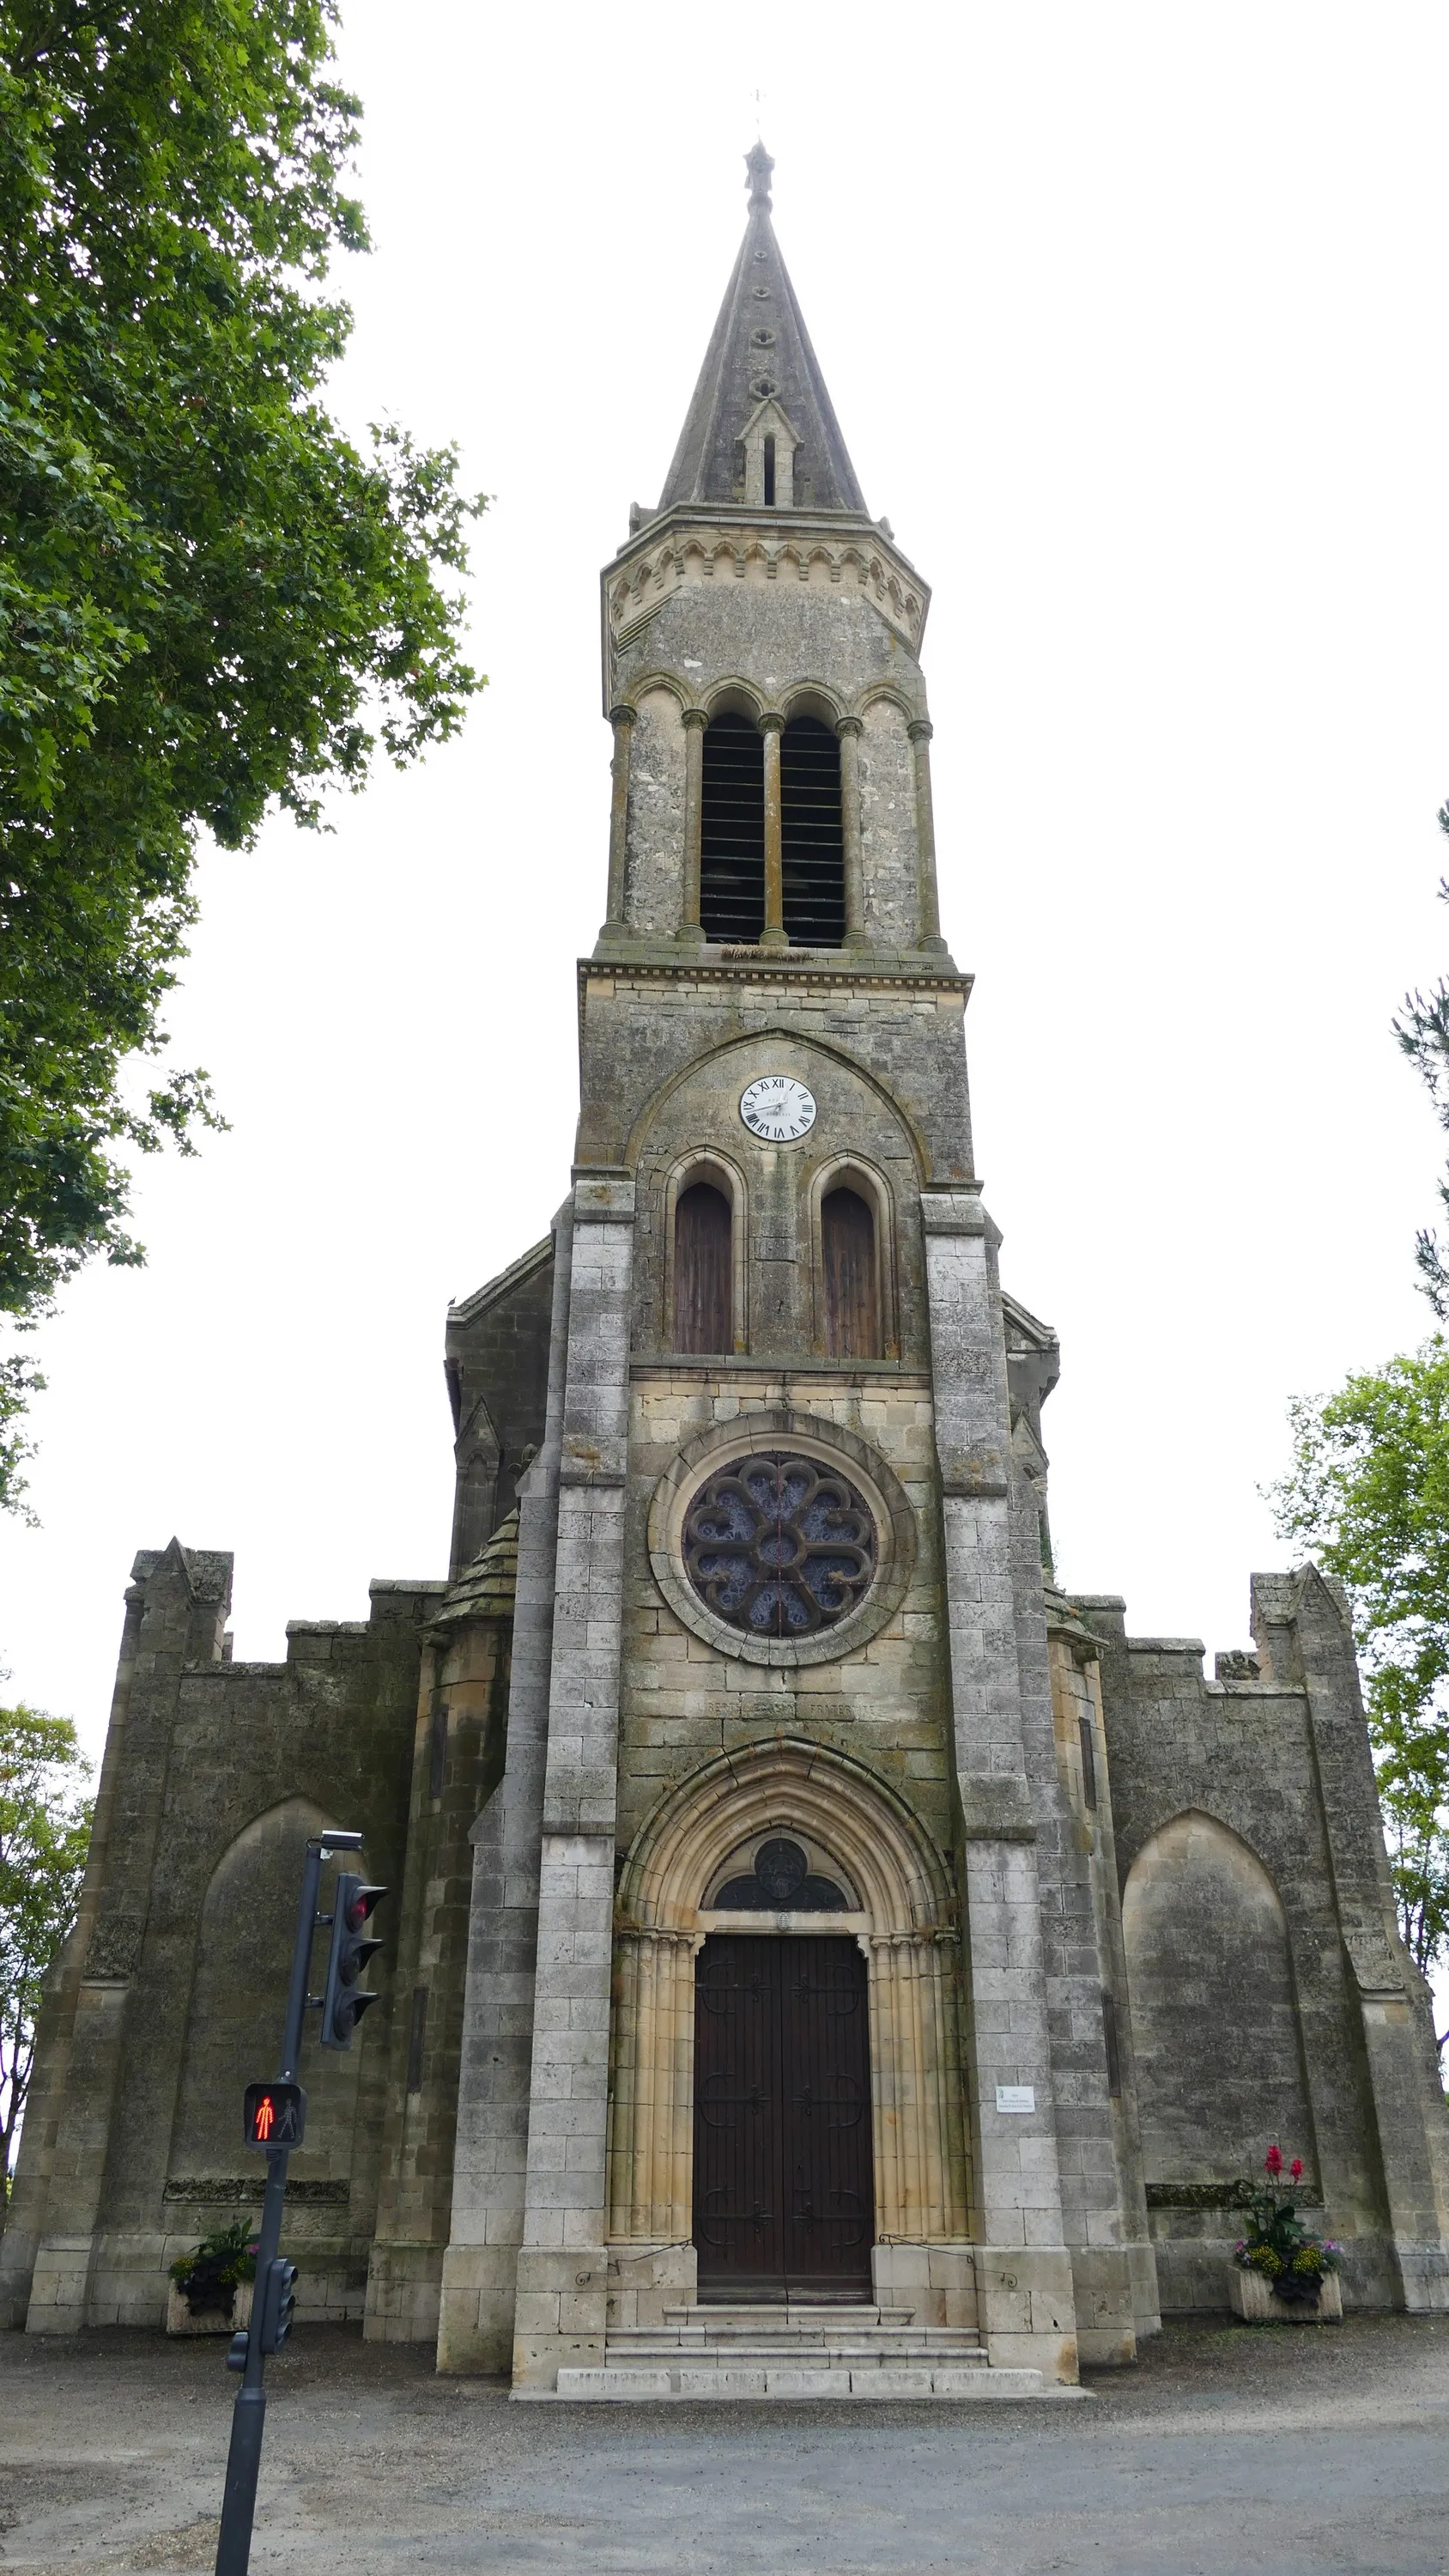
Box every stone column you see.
[760,713,787,950]
[676,708,706,944]
[837,716,867,946]
[920,1185,1079,2384]
[512,1170,636,2390]
[437,1203,574,2373]
[908,719,948,953]
[598,704,635,944]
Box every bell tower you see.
[438,147,1158,2396]
[599,141,946,965]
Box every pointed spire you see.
[657,146,867,517]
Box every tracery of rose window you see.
[682,1452,876,1637]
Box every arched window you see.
[675,1181,732,1353]
[763,434,776,506]
[782,717,845,947]
[700,714,765,942]
[822,1186,878,1359]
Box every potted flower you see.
[166,2222,260,2336]
[1228,2146,1343,2323]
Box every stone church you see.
[4,150,1446,2396]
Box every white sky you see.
[4,1,1449,1787]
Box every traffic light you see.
[243,2081,306,2148]
[319,1873,386,2048]
[258,2258,297,2354]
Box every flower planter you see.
[166,2279,253,2337]
[1228,2264,1342,2324]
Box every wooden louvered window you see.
[675,1182,733,1353]
[822,1187,878,1360]
[782,717,846,947]
[700,715,765,941]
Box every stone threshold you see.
[520,2365,1084,2402]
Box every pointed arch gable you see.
[622,1026,929,1181]
[620,1737,954,1938]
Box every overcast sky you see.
[4,2,1449,1785]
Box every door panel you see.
[694,1935,873,2298]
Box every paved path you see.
[2,2316,1447,2575]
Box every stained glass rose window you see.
[682,1452,876,1637]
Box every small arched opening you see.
[700,714,765,941]
[822,1183,879,1358]
[674,1180,733,1353]
[781,717,845,946]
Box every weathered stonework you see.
[6,149,1446,2385]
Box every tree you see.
[1269,1344,1449,2061]
[0,1704,92,2190]
[0,3,484,1512]
[1392,817,1449,1315]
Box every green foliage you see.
[0,1703,93,2186]
[169,2219,258,2312]
[1269,1345,1449,2040]
[1232,2146,1340,2306]
[0,2,484,1511]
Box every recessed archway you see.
[606,1740,970,2254]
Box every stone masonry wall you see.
[1088,1590,1449,2310]
[617,1370,949,1863]
[5,1552,437,2333]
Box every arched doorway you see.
[694,1831,873,2295]
[606,1742,969,2296]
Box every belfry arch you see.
[605,1741,971,2257]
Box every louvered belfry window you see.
[822,1187,878,1359]
[675,1181,732,1353]
[700,714,765,941]
[781,717,846,947]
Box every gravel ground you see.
[2,2314,1447,2576]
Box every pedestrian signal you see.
[319,1874,386,2049]
[243,2081,306,2148]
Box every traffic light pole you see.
[214,1832,361,2576]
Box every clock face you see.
[740,1075,816,1143]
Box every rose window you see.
[682,1452,876,1637]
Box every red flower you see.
[1290,2159,1303,2182]
[1264,2144,1283,2177]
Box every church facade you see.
[4,152,1446,2396]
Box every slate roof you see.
[657,144,867,518]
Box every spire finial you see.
[745,140,773,213]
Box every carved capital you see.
[907,718,934,743]
[682,706,708,732]
[835,714,864,738]
[759,710,785,735]
[609,702,637,732]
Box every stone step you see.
[658,2318,911,2339]
[544,2362,1057,2403]
[610,2329,985,2360]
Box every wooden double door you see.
[693,1935,874,2298]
